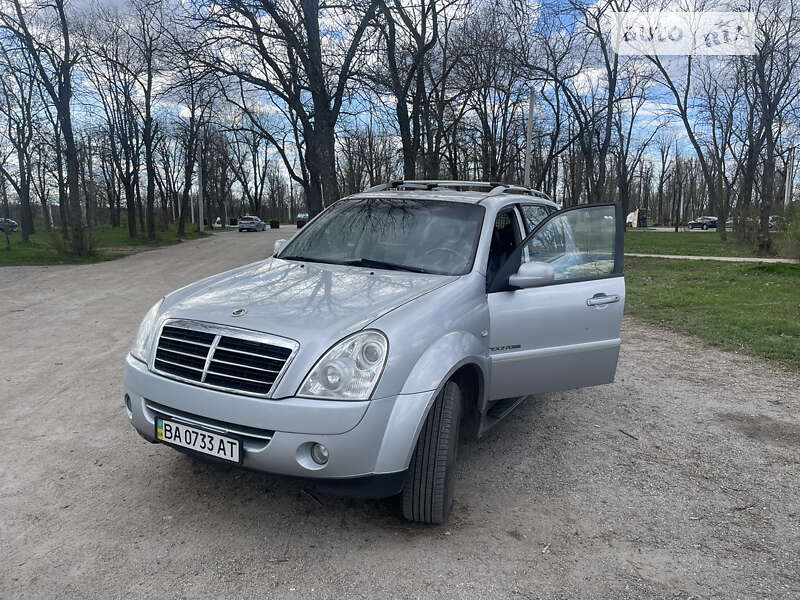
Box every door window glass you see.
[521,204,616,281]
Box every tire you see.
[703,224,708,230]
[402,380,462,525]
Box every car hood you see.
[160,257,456,344]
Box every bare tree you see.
[749,0,800,247]
[0,42,37,242]
[1,0,84,253]
[228,118,270,217]
[194,0,380,215]
[370,0,446,178]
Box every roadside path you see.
[626,252,798,264]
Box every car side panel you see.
[366,273,490,469]
[372,356,488,473]
[368,272,489,400]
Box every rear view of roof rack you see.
[363,180,552,201]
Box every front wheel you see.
[402,380,462,524]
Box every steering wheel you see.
[423,247,468,264]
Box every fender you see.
[372,331,489,473]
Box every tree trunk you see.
[1,174,10,250]
[125,179,137,238]
[144,82,156,240]
[59,87,84,253]
[54,133,69,240]
[759,134,776,251]
[17,147,34,243]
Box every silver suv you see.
[124,181,625,524]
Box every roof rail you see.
[483,184,552,201]
[361,180,553,202]
[363,183,390,192]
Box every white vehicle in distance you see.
[238,216,266,232]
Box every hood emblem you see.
[231,308,248,317]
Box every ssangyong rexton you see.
[124,181,624,524]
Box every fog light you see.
[311,443,329,465]
[124,394,132,411]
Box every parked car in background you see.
[296,212,309,228]
[238,216,265,232]
[124,180,625,524]
[0,218,18,232]
[688,216,717,230]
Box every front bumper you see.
[123,354,431,492]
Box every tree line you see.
[0,0,798,255]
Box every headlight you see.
[298,330,388,401]
[130,298,163,363]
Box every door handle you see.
[586,294,620,307]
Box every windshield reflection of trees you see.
[287,198,479,274]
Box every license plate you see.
[155,417,241,463]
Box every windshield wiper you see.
[342,257,430,274]
[281,255,431,274]
[279,255,345,266]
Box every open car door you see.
[487,203,625,400]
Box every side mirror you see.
[273,239,287,256]
[508,261,554,288]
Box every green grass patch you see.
[0,224,210,267]
[88,224,209,248]
[625,231,781,257]
[624,256,800,370]
[0,235,117,266]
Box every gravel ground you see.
[2,230,798,599]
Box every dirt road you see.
[2,230,798,598]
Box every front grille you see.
[152,322,295,396]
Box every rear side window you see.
[519,204,552,234]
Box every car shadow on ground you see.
[149,392,561,535]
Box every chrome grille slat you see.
[213,344,289,361]
[157,347,209,361]
[209,357,280,374]
[155,358,205,372]
[150,320,296,397]
[205,370,272,385]
[160,335,212,348]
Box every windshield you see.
[278,197,485,275]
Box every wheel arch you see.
[373,350,488,474]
